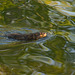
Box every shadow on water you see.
[0,0,75,75]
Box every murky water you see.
[0,0,75,75]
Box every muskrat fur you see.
[6,32,47,41]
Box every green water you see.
[0,0,75,75]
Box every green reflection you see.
[0,0,75,75]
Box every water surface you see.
[0,0,75,75]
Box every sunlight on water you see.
[0,0,75,75]
[38,0,75,16]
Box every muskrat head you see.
[39,32,47,38]
[33,32,47,40]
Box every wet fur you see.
[6,32,47,41]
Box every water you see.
[0,0,75,75]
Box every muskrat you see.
[6,32,47,41]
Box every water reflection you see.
[0,63,11,75]
[20,55,63,68]
[0,0,75,75]
[38,0,75,16]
